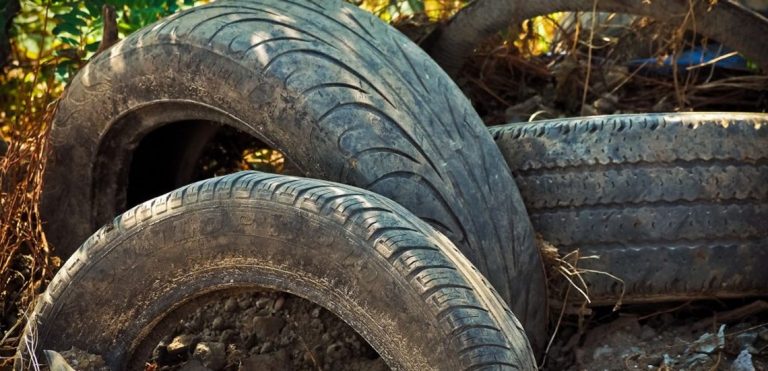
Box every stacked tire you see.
[18,0,768,368]
[491,113,768,304]
[20,172,537,370]
[22,0,544,369]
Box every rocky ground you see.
[142,291,387,371]
[544,300,768,370]
[51,292,768,371]
[55,291,387,371]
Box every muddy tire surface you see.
[490,112,768,304]
[21,172,536,370]
[42,0,547,345]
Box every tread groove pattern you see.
[45,0,546,353]
[24,172,535,370]
[491,113,768,303]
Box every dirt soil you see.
[51,291,768,371]
[543,300,768,370]
[143,291,387,371]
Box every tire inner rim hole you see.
[126,121,296,210]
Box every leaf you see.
[84,0,106,17]
[56,63,72,81]
[407,0,424,12]
[54,13,87,28]
[52,22,81,36]
[59,36,80,46]
[67,8,90,20]
[85,41,101,52]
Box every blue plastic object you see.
[627,44,751,73]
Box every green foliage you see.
[357,0,466,22]
[43,0,198,80]
[0,0,459,138]
[1,0,204,136]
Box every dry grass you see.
[537,236,625,368]
[458,10,767,124]
[0,97,59,367]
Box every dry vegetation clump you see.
[455,12,768,124]
[0,102,59,366]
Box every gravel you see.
[148,291,388,371]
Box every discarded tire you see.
[42,0,547,345]
[490,113,768,304]
[20,172,536,370]
[425,0,768,76]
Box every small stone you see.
[278,331,296,346]
[326,342,347,361]
[310,307,321,318]
[193,342,226,370]
[592,345,613,360]
[201,329,215,342]
[178,359,211,371]
[273,296,285,312]
[239,349,289,371]
[640,326,656,340]
[731,349,755,371]
[243,333,258,350]
[252,317,285,339]
[183,317,202,332]
[260,341,274,354]
[581,104,599,116]
[255,297,273,309]
[211,316,226,330]
[344,333,357,343]
[219,329,238,344]
[238,296,253,310]
[309,318,324,333]
[224,297,238,312]
[593,93,619,114]
[168,334,198,356]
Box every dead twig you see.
[692,300,768,331]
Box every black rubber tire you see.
[41,0,547,346]
[19,172,536,370]
[489,112,768,304]
[424,0,768,76]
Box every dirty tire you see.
[42,0,547,348]
[425,0,768,76]
[20,172,536,371]
[490,113,768,304]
